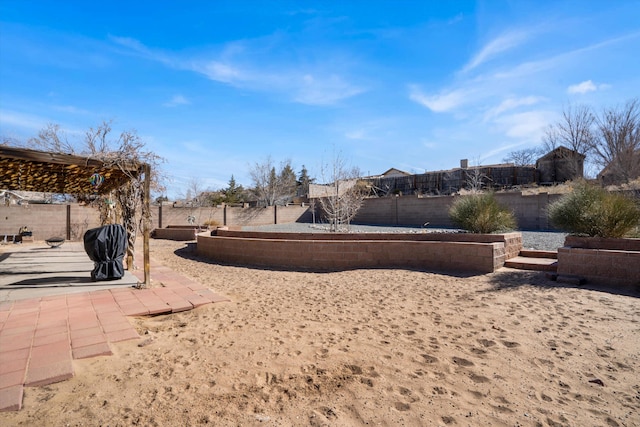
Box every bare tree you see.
[542,103,595,178]
[592,98,640,184]
[503,147,542,166]
[249,157,296,206]
[316,151,366,232]
[28,123,75,153]
[28,121,165,269]
[180,177,206,225]
[464,158,490,193]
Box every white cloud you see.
[200,61,243,84]
[480,142,528,162]
[111,35,363,106]
[567,80,596,94]
[421,140,438,149]
[293,74,365,106]
[484,96,545,120]
[345,129,366,140]
[52,105,90,114]
[0,110,48,132]
[462,30,531,73]
[163,95,190,107]
[409,85,470,113]
[492,110,555,141]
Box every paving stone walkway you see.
[0,247,230,412]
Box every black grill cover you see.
[83,224,127,281]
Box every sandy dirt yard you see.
[3,240,639,426]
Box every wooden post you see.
[143,163,151,287]
[66,204,71,240]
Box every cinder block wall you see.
[0,204,100,241]
[154,205,310,228]
[197,232,518,273]
[557,247,640,289]
[353,193,563,230]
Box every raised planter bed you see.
[153,225,209,241]
[558,236,640,290]
[196,229,522,274]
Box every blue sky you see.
[1,1,639,198]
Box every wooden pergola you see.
[0,145,151,286]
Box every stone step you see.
[519,249,558,259]
[504,256,558,272]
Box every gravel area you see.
[242,223,567,251]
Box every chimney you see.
[460,159,468,169]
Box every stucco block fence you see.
[196,229,522,274]
[558,236,640,290]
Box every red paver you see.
[71,334,107,349]
[72,342,113,359]
[29,341,71,367]
[0,357,28,376]
[149,288,194,312]
[0,334,33,352]
[118,304,149,316]
[0,348,30,367]
[183,293,213,307]
[33,324,68,335]
[32,331,69,347]
[0,370,25,389]
[0,385,23,411]
[100,320,133,334]
[69,326,103,340]
[106,328,140,343]
[24,360,73,387]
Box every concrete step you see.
[504,256,558,272]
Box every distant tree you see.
[591,98,640,184]
[201,190,225,206]
[542,103,595,178]
[222,175,245,204]
[249,157,297,206]
[503,147,542,166]
[278,163,297,203]
[297,165,315,197]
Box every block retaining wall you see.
[558,236,640,289]
[153,227,204,241]
[196,231,522,273]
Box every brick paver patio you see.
[0,247,229,411]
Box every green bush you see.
[548,183,640,238]
[449,193,517,234]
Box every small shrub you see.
[548,183,640,238]
[449,193,517,234]
[204,219,220,228]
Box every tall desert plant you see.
[449,193,517,234]
[548,183,640,237]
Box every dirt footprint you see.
[452,357,474,367]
